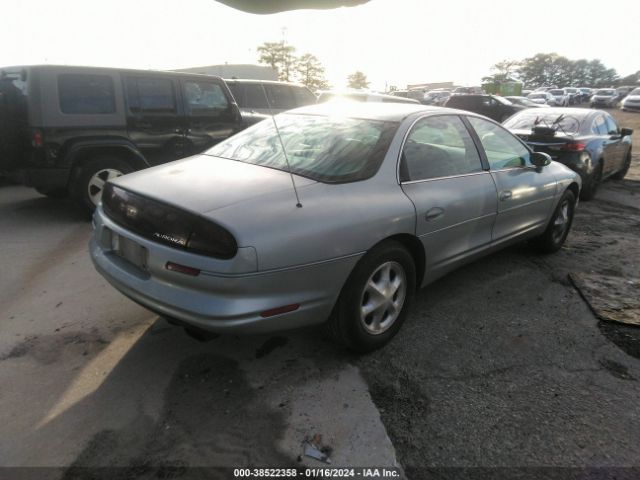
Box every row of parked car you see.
[0,64,635,215]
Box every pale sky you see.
[2,0,638,90]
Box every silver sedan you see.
[90,102,581,352]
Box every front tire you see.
[534,189,576,253]
[71,156,133,214]
[612,151,632,180]
[326,241,416,353]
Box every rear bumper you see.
[90,207,360,334]
[4,168,70,189]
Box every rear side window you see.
[183,81,229,114]
[58,74,115,114]
[126,77,176,114]
[401,115,482,181]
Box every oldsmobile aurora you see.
[90,103,581,351]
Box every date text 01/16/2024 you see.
[233,468,401,478]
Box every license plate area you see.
[111,232,148,271]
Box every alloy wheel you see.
[552,199,571,244]
[359,261,407,335]
[88,168,123,206]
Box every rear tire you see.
[612,151,632,180]
[580,162,602,201]
[71,155,133,214]
[534,189,576,253]
[325,240,416,353]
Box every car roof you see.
[287,102,447,122]
[514,107,596,119]
[223,78,308,88]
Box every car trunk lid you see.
[109,154,316,215]
[512,127,584,159]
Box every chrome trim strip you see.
[400,170,489,185]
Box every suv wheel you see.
[72,156,133,213]
[612,151,632,180]
[325,240,416,352]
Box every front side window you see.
[592,115,608,135]
[207,113,398,183]
[183,81,229,114]
[58,74,115,114]
[469,116,530,169]
[604,115,619,135]
[400,115,482,181]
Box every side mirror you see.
[621,127,634,137]
[530,151,551,168]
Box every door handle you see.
[499,190,512,201]
[425,207,444,221]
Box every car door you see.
[124,75,188,166]
[181,78,240,155]
[602,113,624,175]
[467,116,557,242]
[399,114,498,275]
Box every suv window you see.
[183,81,229,115]
[468,116,530,169]
[58,74,115,114]
[265,84,297,110]
[126,77,176,113]
[400,115,482,181]
[291,86,316,106]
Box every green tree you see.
[257,41,297,82]
[482,59,520,84]
[517,53,619,88]
[347,71,369,89]
[295,53,329,91]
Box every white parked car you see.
[527,91,555,105]
[548,89,570,107]
[621,88,640,112]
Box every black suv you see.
[444,94,524,122]
[0,65,243,212]
[224,79,316,126]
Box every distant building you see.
[171,64,277,80]
[407,81,455,91]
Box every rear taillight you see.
[31,129,43,148]
[560,142,586,152]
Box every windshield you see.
[493,96,512,105]
[206,113,398,183]
[595,89,615,96]
[549,90,564,95]
[629,88,640,96]
[504,112,582,134]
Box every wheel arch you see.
[64,141,149,184]
[373,233,426,288]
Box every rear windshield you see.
[206,113,398,183]
[58,74,115,114]
[504,112,582,134]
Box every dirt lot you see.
[0,108,639,479]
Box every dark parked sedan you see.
[504,108,633,200]
[444,94,524,122]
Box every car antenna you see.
[260,84,302,208]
